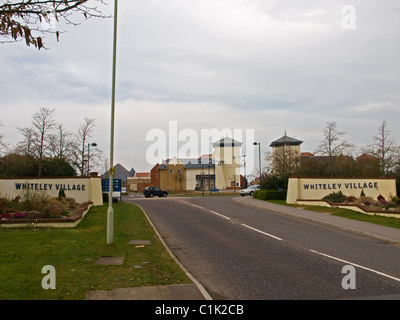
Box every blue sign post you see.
[102,179,122,201]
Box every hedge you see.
[253,190,287,201]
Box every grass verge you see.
[0,201,192,300]
[268,200,400,229]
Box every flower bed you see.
[0,195,93,227]
[321,191,400,215]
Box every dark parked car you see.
[143,186,168,198]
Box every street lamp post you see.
[107,0,118,245]
[241,155,247,188]
[201,162,204,197]
[87,142,97,176]
[209,157,212,196]
[253,142,261,183]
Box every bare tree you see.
[31,107,56,177]
[102,157,109,176]
[15,126,36,156]
[266,145,301,177]
[0,0,106,49]
[315,121,354,177]
[49,124,75,160]
[72,117,101,176]
[364,120,399,176]
[0,122,7,155]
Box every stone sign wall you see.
[0,177,103,206]
[287,177,397,204]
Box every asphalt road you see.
[125,195,400,300]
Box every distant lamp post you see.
[209,157,212,196]
[241,155,247,188]
[87,142,97,176]
[253,142,261,183]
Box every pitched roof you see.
[301,152,314,157]
[101,163,135,181]
[356,153,378,162]
[134,172,150,178]
[270,135,303,147]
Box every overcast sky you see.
[1,0,399,176]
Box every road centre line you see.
[188,203,231,220]
[310,250,400,283]
[241,224,283,241]
[188,202,283,240]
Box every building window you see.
[177,169,181,173]
[169,169,173,173]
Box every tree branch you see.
[0,0,107,49]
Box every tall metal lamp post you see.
[87,142,97,176]
[241,154,247,188]
[107,0,118,245]
[253,142,261,184]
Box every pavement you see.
[86,196,400,300]
[86,284,207,300]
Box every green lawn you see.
[268,200,400,229]
[0,201,191,300]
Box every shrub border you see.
[0,201,93,228]
[296,199,400,218]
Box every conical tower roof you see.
[212,137,243,147]
[269,135,303,147]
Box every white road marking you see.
[310,250,400,283]
[241,224,283,241]
[188,203,231,220]
[189,203,283,240]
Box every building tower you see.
[212,137,242,189]
[269,133,303,176]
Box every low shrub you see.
[362,199,372,206]
[1,212,29,219]
[43,198,69,217]
[322,191,347,203]
[346,196,357,203]
[20,189,49,212]
[377,195,388,206]
[1,212,13,219]
[253,190,287,201]
[0,195,80,220]
[13,212,28,219]
[58,187,66,200]
[391,196,400,205]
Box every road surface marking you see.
[189,203,231,220]
[241,224,283,241]
[310,250,400,283]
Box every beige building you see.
[269,134,303,176]
[158,137,242,191]
[212,137,242,190]
[159,157,186,192]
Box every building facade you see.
[269,134,303,176]
[157,137,242,192]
